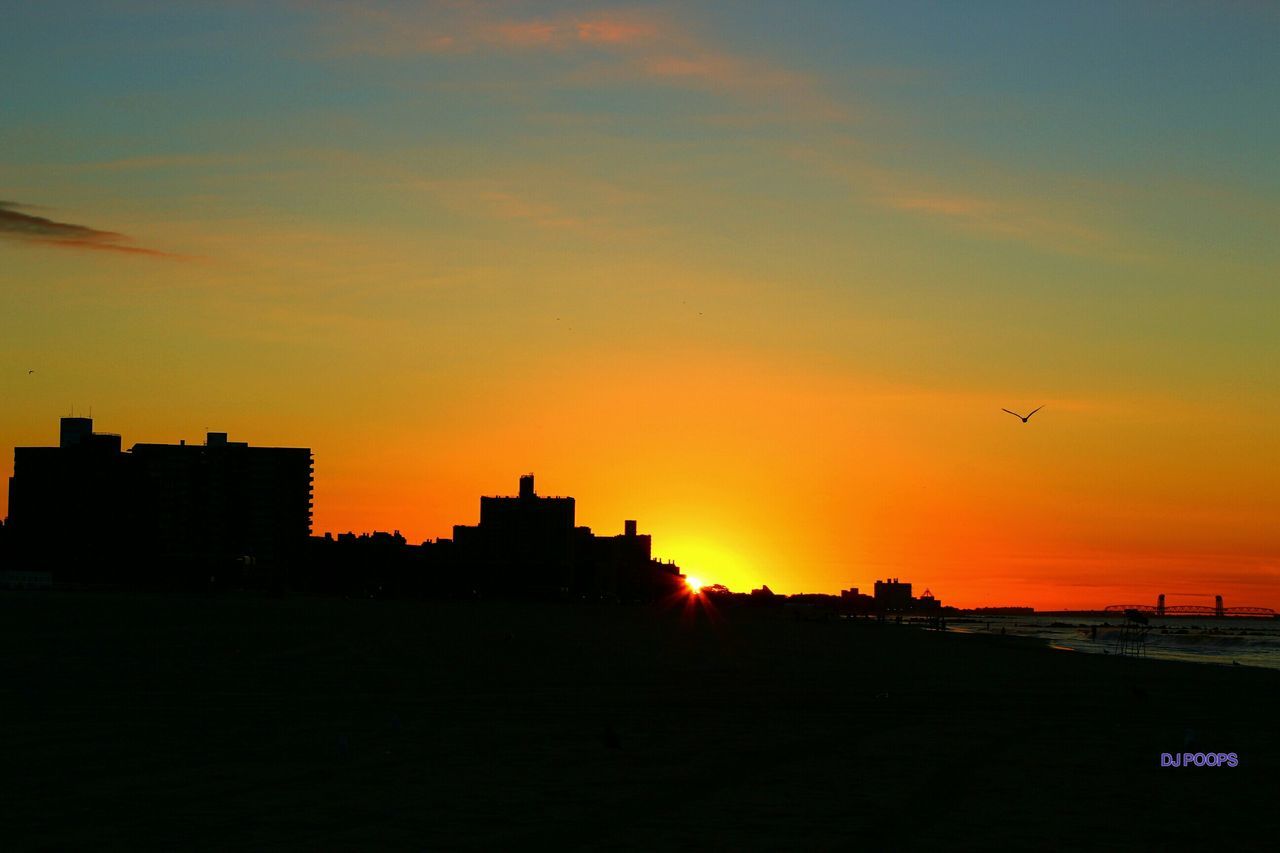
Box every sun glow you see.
[685,577,703,593]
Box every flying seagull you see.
[1002,405,1043,423]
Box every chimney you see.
[519,473,535,498]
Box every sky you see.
[2,1,1278,608]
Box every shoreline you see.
[945,612,1280,671]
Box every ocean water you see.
[948,615,1280,670]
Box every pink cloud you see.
[485,15,660,49]
[320,4,841,116]
[325,4,663,55]
[574,18,658,44]
[634,50,840,119]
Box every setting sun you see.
[3,3,1279,847]
[1,1,1277,615]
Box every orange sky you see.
[2,2,1278,609]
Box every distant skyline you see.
[3,2,1278,609]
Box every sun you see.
[685,576,703,593]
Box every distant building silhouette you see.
[5,417,312,584]
[452,473,577,595]
[874,578,914,611]
[840,586,875,613]
[304,530,441,597]
[4,421,684,602]
[7,417,134,575]
[451,474,684,600]
[578,517,683,602]
[129,430,312,575]
[916,588,942,613]
[3,421,685,600]
[694,580,949,619]
[869,578,944,614]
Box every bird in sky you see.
[1002,405,1043,423]
[28,369,35,374]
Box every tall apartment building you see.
[6,418,312,580]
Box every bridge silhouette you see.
[1104,593,1277,619]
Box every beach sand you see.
[2,591,1276,850]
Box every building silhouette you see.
[840,586,875,613]
[869,578,942,614]
[916,587,942,613]
[874,578,914,611]
[6,418,312,583]
[577,517,682,602]
[5,421,682,600]
[129,431,312,574]
[452,474,576,595]
[451,474,684,600]
[304,530,441,598]
[7,418,133,575]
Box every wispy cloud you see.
[325,4,662,56]
[0,200,171,257]
[474,189,581,229]
[318,2,846,119]
[68,154,241,173]
[633,49,817,101]
[487,14,659,49]
[879,189,1115,255]
[406,177,602,233]
[789,149,1148,261]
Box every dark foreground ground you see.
[2,591,1277,851]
